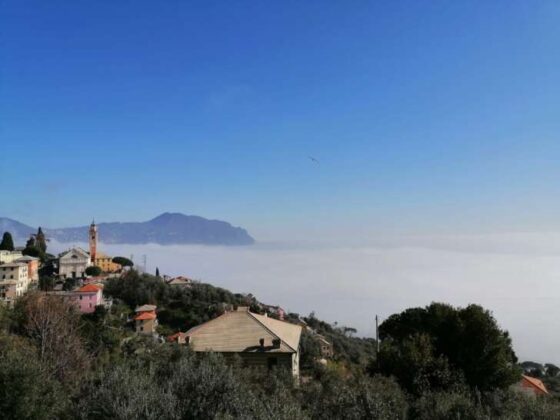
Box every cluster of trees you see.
[292,311,377,369]
[1,271,559,419]
[104,270,255,334]
[1,228,50,261]
[374,303,520,394]
[21,227,50,262]
[521,361,560,379]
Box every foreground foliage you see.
[0,276,559,419]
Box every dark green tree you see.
[63,277,79,291]
[0,232,15,251]
[112,256,133,268]
[85,266,102,277]
[25,236,35,248]
[22,246,41,258]
[377,303,520,393]
[375,333,462,395]
[39,276,55,292]
[299,330,322,370]
[545,363,560,377]
[23,235,46,261]
[155,267,160,277]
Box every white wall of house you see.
[0,250,23,264]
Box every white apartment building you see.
[0,250,24,264]
[0,262,30,305]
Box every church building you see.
[58,247,91,279]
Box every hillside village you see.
[0,222,337,379]
[1,223,560,418]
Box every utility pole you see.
[375,315,380,369]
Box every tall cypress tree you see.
[36,227,47,253]
[155,267,160,277]
[0,232,15,251]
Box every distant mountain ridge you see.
[0,213,255,246]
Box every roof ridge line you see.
[186,310,236,336]
[248,312,297,353]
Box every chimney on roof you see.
[259,338,265,348]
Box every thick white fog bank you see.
[50,233,560,364]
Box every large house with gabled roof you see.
[186,306,303,378]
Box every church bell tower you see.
[89,220,97,263]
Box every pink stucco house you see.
[73,284,104,313]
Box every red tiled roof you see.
[522,375,549,394]
[167,332,186,342]
[135,312,156,321]
[76,284,101,293]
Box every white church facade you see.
[58,247,91,279]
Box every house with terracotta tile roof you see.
[186,306,303,378]
[135,305,158,335]
[512,375,549,397]
[73,283,104,313]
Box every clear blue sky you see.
[2,1,560,239]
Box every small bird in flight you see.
[308,156,320,164]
